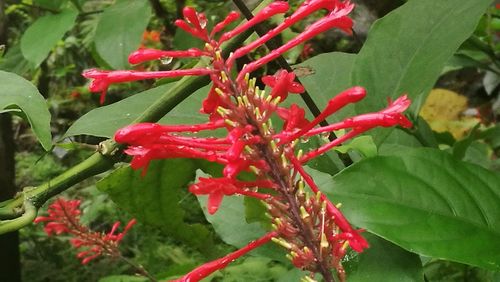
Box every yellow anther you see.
[204,43,213,51]
[237,96,244,106]
[242,95,251,106]
[341,241,350,251]
[224,119,237,127]
[215,51,222,60]
[298,179,305,191]
[281,153,288,167]
[301,276,317,282]
[296,149,304,160]
[316,191,322,202]
[254,107,262,119]
[244,145,254,154]
[320,232,329,249]
[262,122,270,135]
[300,206,310,219]
[215,88,225,96]
[336,202,343,209]
[272,96,282,105]
[267,119,273,130]
[271,237,292,249]
[265,95,273,103]
[260,89,266,100]
[244,72,250,83]
[249,78,256,89]
[220,71,228,82]
[249,165,260,175]
[216,107,228,116]
[270,140,278,152]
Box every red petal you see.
[207,192,224,214]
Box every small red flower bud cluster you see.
[34,198,136,265]
[84,1,412,281]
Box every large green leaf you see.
[295,52,356,123]
[316,148,500,270]
[346,233,423,282]
[0,71,52,150]
[352,0,492,117]
[96,159,216,255]
[20,8,78,67]
[63,84,209,139]
[94,0,151,69]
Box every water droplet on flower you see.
[160,56,173,65]
[199,18,207,29]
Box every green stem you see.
[0,200,37,234]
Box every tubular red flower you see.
[83,68,216,104]
[34,198,135,265]
[114,120,226,145]
[289,155,369,252]
[281,86,366,143]
[218,1,290,43]
[171,232,277,282]
[211,11,240,37]
[262,70,305,100]
[238,6,354,79]
[128,48,208,64]
[226,0,353,68]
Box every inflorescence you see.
[82,1,412,281]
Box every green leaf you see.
[20,8,78,67]
[0,71,52,150]
[317,147,500,270]
[96,159,216,255]
[335,136,378,158]
[63,84,209,139]
[295,52,356,122]
[0,44,32,75]
[94,0,152,69]
[346,233,424,282]
[33,0,68,10]
[98,275,148,282]
[351,0,492,118]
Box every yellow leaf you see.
[419,88,480,139]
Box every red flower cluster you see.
[34,198,136,265]
[84,1,412,281]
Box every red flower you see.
[34,198,135,265]
[262,70,305,100]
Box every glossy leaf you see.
[94,0,152,69]
[0,71,52,150]
[316,148,500,270]
[63,84,209,139]
[20,8,78,67]
[346,233,423,282]
[96,159,216,255]
[295,52,356,123]
[352,0,492,117]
